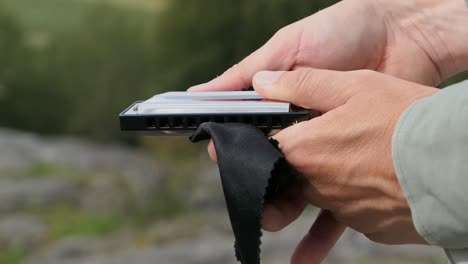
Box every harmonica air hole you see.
[174,117,184,128]
[187,117,197,128]
[160,117,170,128]
[120,92,314,134]
[242,116,252,125]
[145,118,156,129]
[272,116,282,128]
[257,116,268,127]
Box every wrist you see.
[416,0,468,78]
[383,0,468,82]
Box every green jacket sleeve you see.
[392,80,468,262]
[393,80,468,248]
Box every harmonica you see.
[119,91,318,136]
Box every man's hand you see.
[253,68,438,263]
[191,0,468,262]
[189,0,468,94]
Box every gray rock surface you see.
[0,128,448,264]
[26,212,445,264]
[0,128,162,210]
[0,129,158,172]
[188,163,226,210]
[0,215,47,250]
[79,173,129,214]
[27,237,101,264]
[0,178,79,213]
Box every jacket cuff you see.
[392,80,468,248]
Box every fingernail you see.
[254,71,284,88]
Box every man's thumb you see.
[253,68,358,112]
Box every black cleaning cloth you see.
[190,122,298,264]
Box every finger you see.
[207,140,218,163]
[271,114,345,204]
[262,202,307,232]
[262,183,308,232]
[253,68,364,112]
[188,23,303,92]
[364,228,429,245]
[271,118,319,157]
[291,210,346,264]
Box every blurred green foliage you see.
[33,204,122,240]
[0,247,24,264]
[0,0,466,142]
[155,0,337,89]
[0,2,461,263]
[0,0,337,142]
[440,71,468,88]
[0,3,157,142]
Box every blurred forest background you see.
[0,0,466,141]
[0,0,463,263]
[0,0,339,142]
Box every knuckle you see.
[342,69,377,94]
[277,124,309,163]
[274,25,292,38]
[282,147,311,173]
[229,63,243,75]
[349,69,378,85]
[290,69,314,104]
[227,63,249,86]
[294,68,312,84]
[223,64,240,78]
[286,150,308,171]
